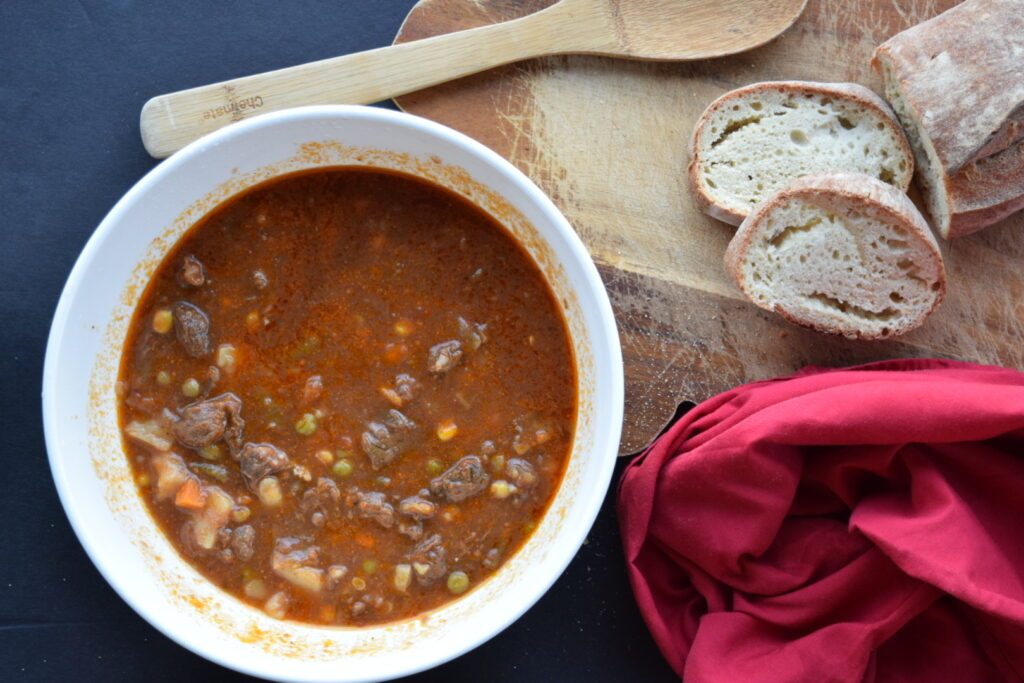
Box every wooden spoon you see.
[140,0,807,158]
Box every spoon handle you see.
[140,1,610,158]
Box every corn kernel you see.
[316,450,334,466]
[257,477,282,506]
[216,344,238,375]
[436,420,458,442]
[490,480,514,499]
[152,309,173,334]
[245,310,261,331]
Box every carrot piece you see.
[175,476,208,510]
[354,533,376,549]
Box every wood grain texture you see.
[139,0,803,157]
[394,0,1024,454]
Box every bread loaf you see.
[873,0,1024,238]
[873,0,1024,176]
[688,81,914,225]
[725,172,945,340]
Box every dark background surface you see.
[0,1,676,680]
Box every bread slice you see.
[873,0,1024,238]
[725,172,946,340]
[688,81,914,226]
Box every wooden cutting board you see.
[393,0,1024,455]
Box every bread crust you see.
[940,140,1024,239]
[724,171,946,339]
[688,81,914,226]
[872,0,1024,176]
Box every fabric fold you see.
[618,359,1024,682]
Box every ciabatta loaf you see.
[725,172,946,340]
[873,0,1024,176]
[688,81,914,225]
[873,0,1024,238]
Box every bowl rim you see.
[42,104,624,681]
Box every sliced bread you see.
[688,81,914,225]
[725,171,945,340]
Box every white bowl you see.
[42,105,623,682]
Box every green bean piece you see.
[199,444,222,461]
[447,571,470,595]
[191,462,228,482]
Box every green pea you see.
[446,571,470,595]
[362,560,378,575]
[427,458,444,476]
[181,378,201,398]
[295,412,317,436]
[156,370,171,387]
[332,459,353,477]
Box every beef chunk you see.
[430,455,489,502]
[505,458,538,488]
[301,477,341,518]
[381,373,418,407]
[172,301,213,358]
[354,491,395,528]
[408,534,447,587]
[172,393,244,454]
[230,524,255,562]
[360,409,416,469]
[398,519,424,541]
[399,496,436,520]
[239,442,290,490]
[427,340,462,374]
[177,255,206,288]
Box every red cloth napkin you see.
[618,359,1024,682]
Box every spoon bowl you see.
[140,0,807,157]
[586,0,809,60]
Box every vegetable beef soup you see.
[117,167,577,626]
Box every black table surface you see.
[1,2,676,680]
